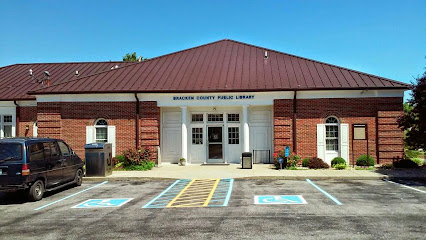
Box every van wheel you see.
[75,169,83,186]
[28,180,44,201]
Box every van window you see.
[42,142,59,158]
[0,143,22,161]
[30,143,44,161]
[58,142,70,156]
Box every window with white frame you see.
[1,115,13,138]
[192,128,203,144]
[208,114,223,122]
[325,117,339,151]
[228,127,239,144]
[95,119,108,142]
[227,113,240,122]
[192,114,203,122]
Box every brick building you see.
[0,40,408,165]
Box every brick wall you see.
[36,101,161,162]
[139,101,160,161]
[273,99,293,153]
[17,106,37,137]
[273,97,403,165]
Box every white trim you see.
[34,89,405,104]
[0,101,37,107]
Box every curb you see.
[83,176,426,181]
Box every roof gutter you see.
[13,101,20,137]
[135,93,140,149]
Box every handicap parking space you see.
[143,178,234,208]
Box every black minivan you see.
[0,138,84,201]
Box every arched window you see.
[95,119,108,142]
[325,116,339,151]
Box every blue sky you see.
[1,0,425,101]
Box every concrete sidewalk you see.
[83,164,426,181]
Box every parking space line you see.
[203,179,220,206]
[306,179,343,205]
[34,181,108,211]
[384,179,426,194]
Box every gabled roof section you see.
[0,61,135,100]
[27,39,411,96]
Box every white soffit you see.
[35,90,405,105]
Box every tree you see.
[122,52,148,62]
[398,70,426,150]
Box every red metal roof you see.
[10,40,411,98]
[0,61,135,100]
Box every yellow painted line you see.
[203,179,220,206]
[166,179,196,208]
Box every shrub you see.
[356,155,375,166]
[302,158,309,167]
[331,157,346,167]
[333,163,346,170]
[308,157,329,169]
[394,159,420,169]
[286,154,300,167]
[112,155,125,166]
[122,147,151,166]
[380,163,393,169]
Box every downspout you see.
[134,93,140,149]
[293,91,297,153]
[13,101,20,137]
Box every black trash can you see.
[242,152,252,169]
[84,143,113,177]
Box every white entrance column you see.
[242,105,250,152]
[181,106,188,164]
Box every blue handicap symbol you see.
[72,198,133,208]
[256,195,306,204]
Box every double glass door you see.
[207,126,223,162]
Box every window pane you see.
[208,114,223,122]
[326,117,338,123]
[95,119,108,126]
[192,128,203,144]
[326,139,339,151]
[228,127,239,144]
[192,114,203,122]
[0,143,22,160]
[58,142,70,156]
[227,114,240,122]
[3,116,12,123]
[30,143,44,161]
[96,128,108,142]
[3,125,12,138]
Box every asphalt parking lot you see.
[0,179,425,240]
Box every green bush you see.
[302,158,309,167]
[331,157,346,167]
[122,147,151,166]
[308,157,329,169]
[405,149,422,159]
[410,158,424,166]
[394,159,420,169]
[333,163,346,170]
[286,154,300,167]
[356,155,375,166]
[113,147,155,171]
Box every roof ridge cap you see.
[29,39,230,94]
